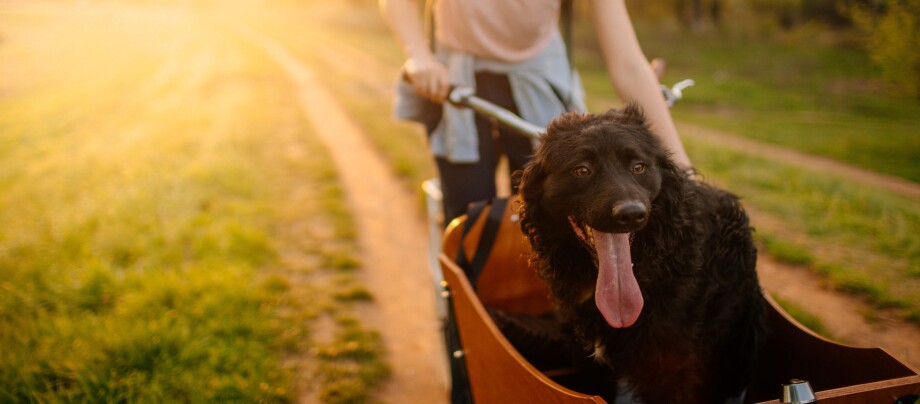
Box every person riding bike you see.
[381,0,693,222]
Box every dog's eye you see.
[573,166,591,177]
[632,162,646,174]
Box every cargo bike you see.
[418,79,920,404]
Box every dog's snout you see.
[612,202,648,227]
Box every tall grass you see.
[772,296,832,339]
[0,4,385,401]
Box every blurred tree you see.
[741,0,879,30]
[674,0,723,32]
[801,0,852,26]
[749,0,802,28]
[847,0,920,97]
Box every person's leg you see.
[430,72,528,223]
[434,74,505,222]
[435,153,496,224]
[500,127,535,193]
[415,98,493,224]
[474,72,534,194]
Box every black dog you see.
[519,105,765,403]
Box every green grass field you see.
[0,4,384,402]
[2,1,918,401]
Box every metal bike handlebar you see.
[403,70,693,139]
[449,78,693,139]
[447,87,545,139]
[661,79,695,107]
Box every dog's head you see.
[519,104,680,328]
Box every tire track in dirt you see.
[755,240,920,370]
[249,31,449,403]
[678,122,920,199]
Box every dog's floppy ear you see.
[520,111,582,206]
[518,152,548,243]
[519,154,546,211]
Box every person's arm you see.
[588,0,692,170]
[379,0,450,103]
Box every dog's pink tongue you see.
[593,230,643,328]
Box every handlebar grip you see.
[401,68,542,138]
[650,57,667,82]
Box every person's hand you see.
[404,53,449,104]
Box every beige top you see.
[435,0,561,63]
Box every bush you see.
[848,0,920,97]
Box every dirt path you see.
[757,248,919,368]
[678,122,920,199]
[250,32,449,403]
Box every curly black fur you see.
[519,105,766,403]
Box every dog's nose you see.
[612,201,648,227]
